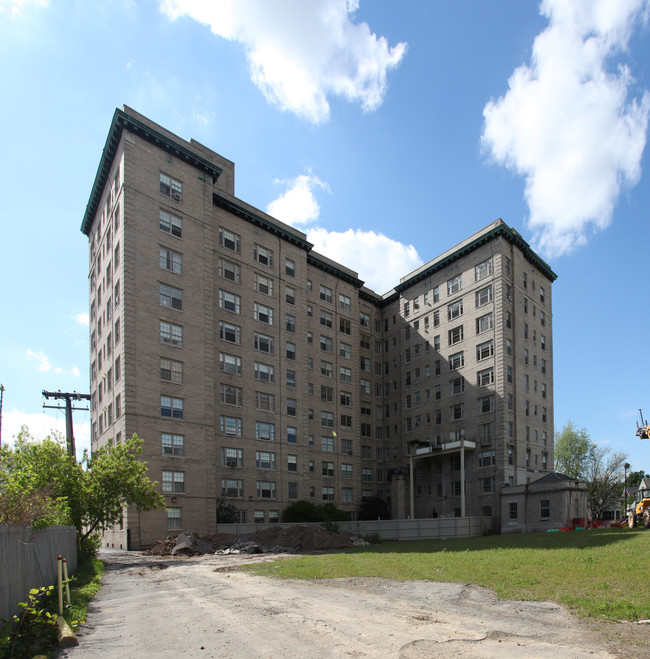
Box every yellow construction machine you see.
[628,411,650,528]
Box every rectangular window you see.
[254,332,274,354]
[449,351,464,370]
[540,499,550,520]
[447,275,462,295]
[254,362,274,383]
[160,358,183,384]
[254,273,273,295]
[219,352,242,375]
[320,311,333,328]
[478,450,496,467]
[221,384,243,406]
[475,258,492,281]
[254,244,273,267]
[322,486,335,501]
[162,470,185,493]
[450,377,464,396]
[254,303,273,325]
[320,335,333,353]
[160,173,182,201]
[255,391,275,412]
[286,427,297,443]
[339,342,351,359]
[219,227,241,252]
[320,360,333,378]
[285,258,295,277]
[476,313,493,334]
[339,294,351,311]
[222,479,244,498]
[221,447,243,468]
[448,300,463,320]
[160,283,183,310]
[475,339,493,361]
[162,433,184,456]
[285,314,296,333]
[219,321,241,345]
[159,246,182,274]
[286,370,296,388]
[340,318,351,335]
[450,403,464,421]
[288,482,298,499]
[161,396,183,419]
[220,415,242,436]
[475,286,493,307]
[479,395,494,414]
[319,285,333,303]
[287,399,297,416]
[220,258,241,283]
[256,451,276,470]
[321,436,335,452]
[477,368,494,386]
[219,290,241,314]
[257,481,276,499]
[448,326,464,345]
[255,421,275,441]
[360,312,370,328]
[339,366,352,383]
[159,209,182,238]
[167,507,182,530]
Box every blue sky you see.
[1,0,649,474]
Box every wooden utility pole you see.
[42,390,91,458]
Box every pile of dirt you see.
[143,525,360,557]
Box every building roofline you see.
[307,253,364,288]
[80,108,224,236]
[213,193,313,251]
[394,220,557,293]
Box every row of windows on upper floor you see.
[90,163,122,265]
[160,244,375,328]
[401,291,547,341]
[400,255,547,319]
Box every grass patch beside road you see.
[246,528,650,621]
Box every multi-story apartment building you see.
[82,107,556,549]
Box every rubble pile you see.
[144,525,365,557]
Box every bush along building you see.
[82,106,557,549]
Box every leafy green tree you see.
[0,427,164,544]
[584,446,628,519]
[216,497,238,523]
[554,422,592,478]
[281,500,325,523]
[358,496,391,520]
[281,500,349,523]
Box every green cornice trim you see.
[306,254,364,288]
[81,109,223,236]
[213,194,313,251]
[394,223,557,293]
[358,289,383,305]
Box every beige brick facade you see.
[83,107,557,549]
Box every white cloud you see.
[0,0,48,18]
[27,349,51,372]
[482,0,650,257]
[306,227,422,294]
[267,174,329,227]
[267,174,421,293]
[26,349,81,377]
[159,0,407,123]
[75,312,89,326]
[2,409,90,460]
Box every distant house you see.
[501,473,588,534]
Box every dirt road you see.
[58,548,623,658]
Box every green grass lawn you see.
[246,528,650,621]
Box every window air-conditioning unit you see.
[172,191,181,201]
